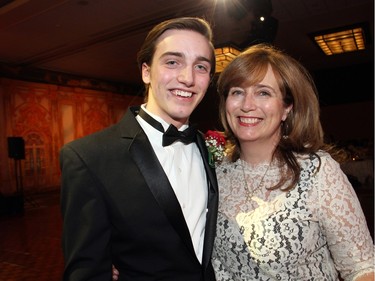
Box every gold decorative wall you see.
[0,78,143,195]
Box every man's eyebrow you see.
[160,51,184,59]
[196,56,211,65]
[160,52,211,65]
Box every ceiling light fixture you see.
[311,23,367,56]
[215,46,241,73]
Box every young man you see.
[60,17,218,281]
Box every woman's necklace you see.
[241,160,271,201]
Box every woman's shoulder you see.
[296,150,338,165]
[315,150,342,170]
[294,150,343,179]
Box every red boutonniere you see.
[204,130,226,168]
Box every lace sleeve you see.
[316,153,374,281]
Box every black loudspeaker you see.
[7,137,25,159]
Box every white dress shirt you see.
[136,105,208,263]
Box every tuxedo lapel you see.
[195,132,219,269]
[122,107,196,259]
[195,133,217,192]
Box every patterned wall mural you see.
[0,78,143,195]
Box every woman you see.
[212,44,374,280]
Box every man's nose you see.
[177,66,194,86]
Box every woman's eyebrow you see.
[252,83,279,94]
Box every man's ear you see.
[142,63,151,84]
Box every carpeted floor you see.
[0,190,63,281]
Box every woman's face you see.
[225,64,292,147]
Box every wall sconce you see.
[215,46,241,73]
[310,23,368,56]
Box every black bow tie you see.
[138,108,197,147]
[162,123,197,146]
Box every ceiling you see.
[0,0,373,103]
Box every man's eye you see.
[195,64,209,72]
[166,60,177,66]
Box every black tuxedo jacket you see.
[60,106,218,281]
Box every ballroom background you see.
[0,0,373,207]
[0,1,373,279]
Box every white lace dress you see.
[212,151,374,281]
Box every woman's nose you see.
[241,93,256,112]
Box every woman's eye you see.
[230,89,244,96]
[259,90,271,96]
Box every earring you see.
[282,121,289,139]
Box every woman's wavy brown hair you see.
[217,43,327,190]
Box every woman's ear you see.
[142,63,151,84]
[282,105,293,121]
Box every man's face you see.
[142,29,213,128]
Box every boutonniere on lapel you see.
[204,130,226,168]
